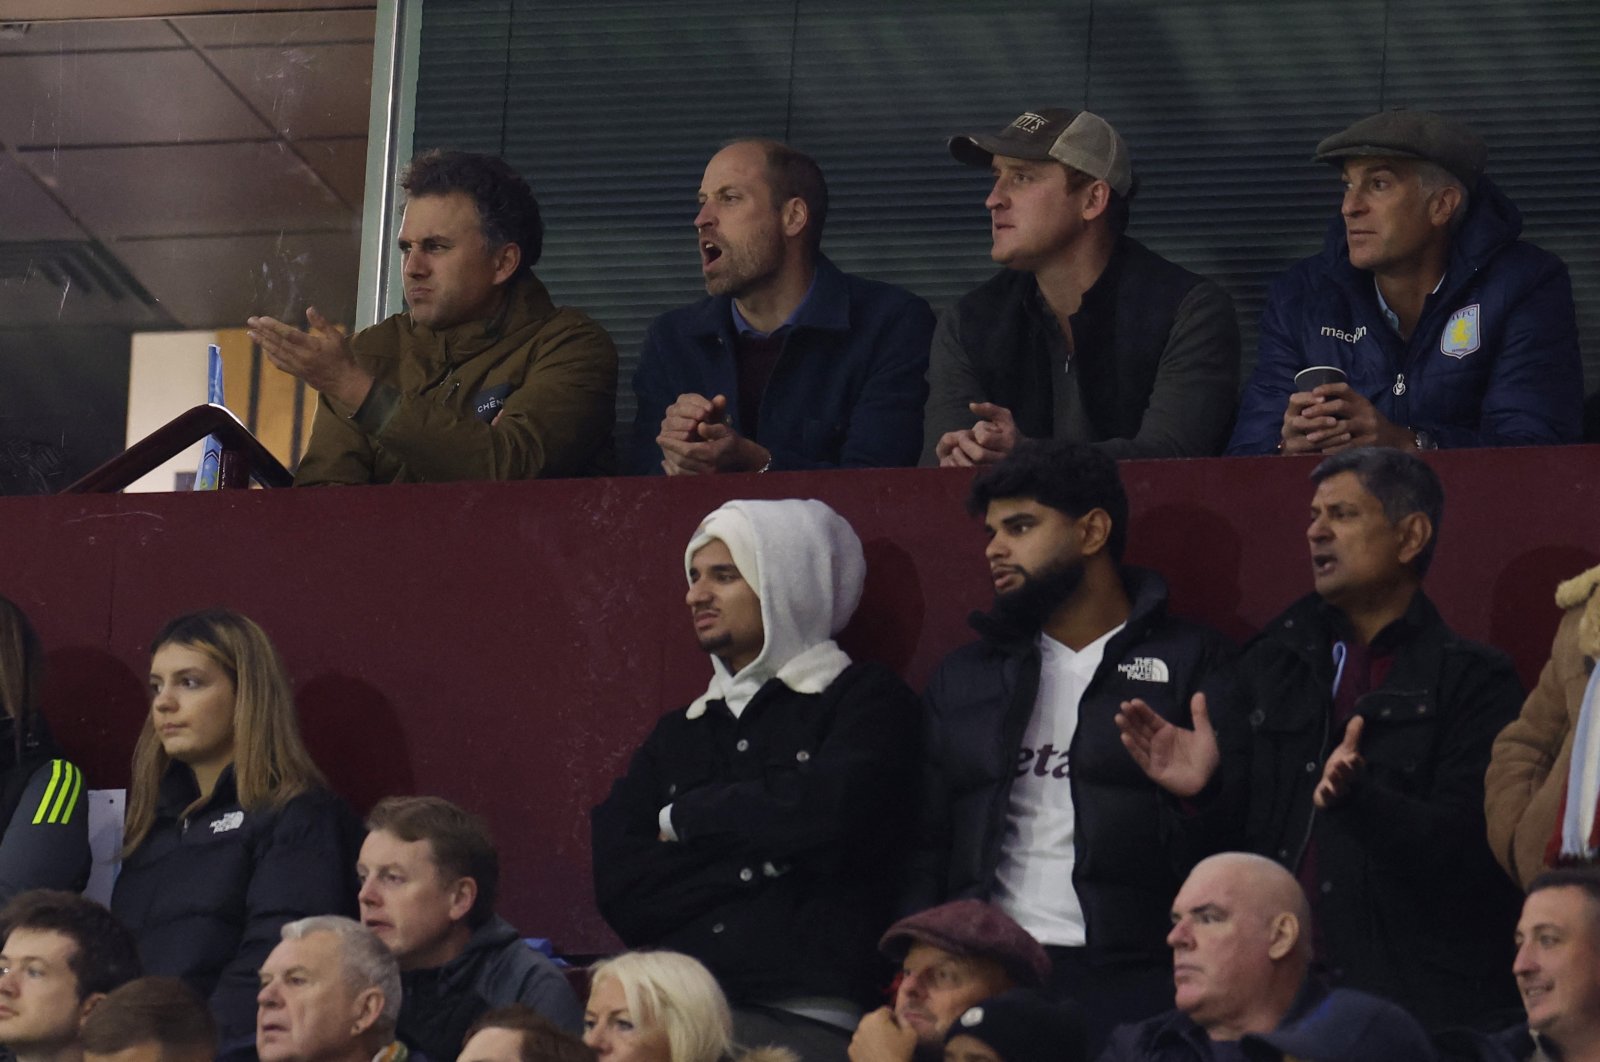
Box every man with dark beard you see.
[628,139,934,475]
[905,440,1236,1055]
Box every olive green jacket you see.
[295,274,617,484]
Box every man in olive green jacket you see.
[249,150,617,484]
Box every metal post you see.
[355,0,423,328]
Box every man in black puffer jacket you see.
[906,441,1238,1053]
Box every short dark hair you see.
[401,150,544,275]
[0,891,141,1000]
[1311,446,1445,577]
[1529,867,1600,907]
[465,1004,594,1062]
[366,796,498,927]
[81,978,217,1058]
[1064,165,1135,235]
[735,139,829,253]
[966,440,1129,562]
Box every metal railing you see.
[61,404,292,493]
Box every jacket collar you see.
[689,254,851,338]
[1144,976,1328,1052]
[401,914,520,986]
[969,564,1170,651]
[157,759,238,817]
[407,273,557,361]
[1075,235,1133,320]
[1268,587,1436,658]
[1018,236,1134,328]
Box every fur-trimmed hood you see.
[1555,563,1600,659]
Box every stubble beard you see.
[704,226,785,299]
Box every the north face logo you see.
[210,811,244,834]
[1118,657,1170,683]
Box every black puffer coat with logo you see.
[906,567,1237,968]
[112,763,362,1052]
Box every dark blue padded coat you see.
[628,254,934,473]
[1228,176,1581,454]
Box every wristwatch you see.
[1412,428,1438,452]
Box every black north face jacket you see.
[111,765,362,1051]
[905,567,1238,968]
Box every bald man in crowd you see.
[1098,853,1322,1061]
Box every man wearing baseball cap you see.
[923,108,1240,466]
[1228,108,1581,455]
[848,900,1048,1062]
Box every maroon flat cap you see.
[878,899,1051,988]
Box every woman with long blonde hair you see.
[0,593,89,899]
[111,608,361,1056]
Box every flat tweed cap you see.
[878,899,1051,988]
[1313,109,1487,189]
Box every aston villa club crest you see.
[1440,304,1481,359]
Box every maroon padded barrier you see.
[0,447,1595,953]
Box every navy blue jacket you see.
[628,255,934,473]
[1228,177,1581,454]
[1097,978,1328,1062]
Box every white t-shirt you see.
[991,624,1123,946]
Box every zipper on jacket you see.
[419,360,458,399]
[1391,372,1406,397]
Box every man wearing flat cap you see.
[1228,108,1582,455]
[923,108,1240,466]
[849,900,1048,1062]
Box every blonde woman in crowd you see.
[583,951,793,1062]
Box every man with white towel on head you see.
[592,498,921,1062]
